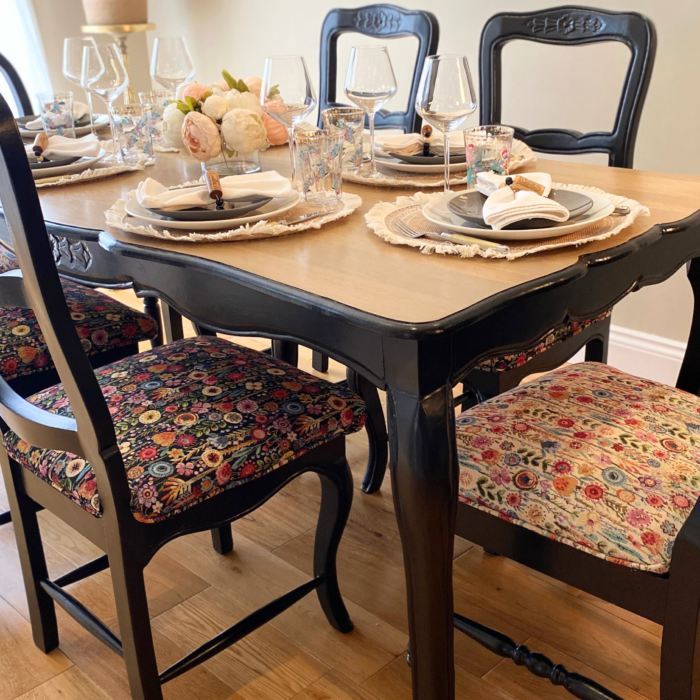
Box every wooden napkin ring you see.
[32,133,49,156]
[505,175,546,196]
[205,170,223,200]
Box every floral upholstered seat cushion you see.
[0,247,158,381]
[457,362,700,574]
[475,311,611,373]
[4,336,366,524]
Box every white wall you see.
[23,0,700,343]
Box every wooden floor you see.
[0,292,661,700]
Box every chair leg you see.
[143,296,163,348]
[312,351,330,373]
[313,457,354,633]
[346,368,389,494]
[211,525,234,555]
[0,452,58,652]
[584,336,608,363]
[0,508,11,525]
[109,547,163,700]
[271,340,299,366]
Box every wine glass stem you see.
[84,91,95,135]
[106,100,120,162]
[368,112,377,176]
[286,127,297,187]
[443,133,451,193]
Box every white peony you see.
[176,81,196,103]
[202,94,228,121]
[161,103,186,148]
[224,89,263,116]
[244,75,262,97]
[221,109,269,153]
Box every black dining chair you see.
[318,4,440,133]
[453,292,700,700]
[0,94,366,700]
[0,51,32,117]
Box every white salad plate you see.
[422,190,616,241]
[124,190,301,231]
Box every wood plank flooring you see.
[0,292,661,700]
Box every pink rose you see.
[219,80,231,91]
[262,113,288,145]
[264,99,287,116]
[181,111,222,161]
[182,82,211,103]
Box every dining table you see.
[4,145,700,700]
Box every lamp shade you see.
[82,0,148,25]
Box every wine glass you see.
[82,43,129,163]
[150,37,195,92]
[63,37,98,135]
[344,46,397,178]
[415,55,477,192]
[261,56,316,188]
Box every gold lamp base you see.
[81,23,156,104]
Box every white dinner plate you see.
[18,114,110,138]
[375,152,468,174]
[124,190,301,231]
[422,190,616,241]
[31,150,106,179]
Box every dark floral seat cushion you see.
[4,336,366,524]
[0,249,158,382]
[476,311,612,373]
[457,362,700,574]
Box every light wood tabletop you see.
[36,147,700,325]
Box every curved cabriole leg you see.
[0,451,58,652]
[387,384,457,700]
[454,614,623,700]
[347,368,389,494]
[313,454,354,633]
[109,546,163,700]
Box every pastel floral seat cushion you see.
[0,249,158,382]
[476,311,611,373]
[4,336,366,524]
[457,362,700,574]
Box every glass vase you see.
[201,148,261,176]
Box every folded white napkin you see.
[374,131,465,157]
[25,101,90,130]
[476,172,569,231]
[25,134,102,160]
[136,171,293,211]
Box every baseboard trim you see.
[571,325,687,385]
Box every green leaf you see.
[235,79,249,93]
[199,91,212,103]
[225,148,235,158]
[267,84,280,100]
[186,96,198,111]
[222,70,237,90]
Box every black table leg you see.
[387,383,457,700]
[161,302,184,343]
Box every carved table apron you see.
[2,156,700,700]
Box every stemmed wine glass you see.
[82,43,129,163]
[415,55,477,192]
[260,56,316,188]
[63,37,98,135]
[150,37,195,93]
[344,46,397,179]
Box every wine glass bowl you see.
[63,37,98,134]
[415,54,477,191]
[150,37,195,91]
[261,56,317,187]
[344,45,397,177]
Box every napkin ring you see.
[505,175,546,197]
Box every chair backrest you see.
[0,95,132,521]
[479,6,656,168]
[0,53,32,118]
[318,4,439,133]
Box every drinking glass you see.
[321,107,365,173]
[415,55,477,191]
[111,104,154,165]
[261,55,316,188]
[138,89,174,147]
[150,37,195,92]
[82,43,129,163]
[37,92,75,138]
[344,46,397,178]
[463,125,515,187]
[63,37,97,134]
[295,129,344,206]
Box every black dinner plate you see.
[447,188,594,230]
[146,195,273,222]
[387,151,467,165]
[29,155,82,170]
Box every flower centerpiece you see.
[160,71,286,175]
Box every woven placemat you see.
[365,185,649,260]
[105,191,363,243]
[344,139,537,189]
[35,162,148,189]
